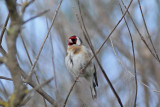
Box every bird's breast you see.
[65,45,93,77]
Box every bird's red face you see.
[68,36,78,46]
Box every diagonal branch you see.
[23,9,50,24]
[120,0,160,63]
[21,0,35,15]
[28,77,54,94]
[137,0,159,61]
[46,18,58,96]
[0,14,9,45]
[63,0,133,106]
[20,33,47,107]
[110,38,160,93]
[77,0,123,106]
[119,4,137,107]
[26,0,63,83]
[19,68,57,106]
[0,14,9,56]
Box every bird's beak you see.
[68,39,73,43]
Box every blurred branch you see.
[20,34,32,65]
[77,0,123,106]
[19,69,57,106]
[95,0,133,55]
[137,0,160,61]
[0,45,7,56]
[21,0,35,16]
[0,14,9,45]
[28,77,54,94]
[5,0,27,106]
[23,9,50,24]
[63,72,81,107]
[0,76,12,81]
[110,38,160,93]
[0,57,6,64]
[119,4,137,107]
[0,99,8,107]
[20,94,33,106]
[120,0,160,63]
[46,18,58,96]
[20,33,47,106]
[0,14,9,56]
[26,0,63,83]
[0,80,9,99]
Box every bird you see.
[65,35,98,99]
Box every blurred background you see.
[0,0,160,107]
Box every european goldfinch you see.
[65,35,98,98]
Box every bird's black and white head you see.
[68,35,82,46]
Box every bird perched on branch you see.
[65,35,98,98]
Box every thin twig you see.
[0,80,8,99]
[110,38,160,93]
[0,14,9,45]
[22,77,53,106]
[21,0,35,15]
[0,14,9,56]
[20,93,34,106]
[119,4,137,107]
[28,77,54,94]
[96,0,133,55]
[46,18,58,95]
[120,0,160,63]
[26,0,63,83]
[23,9,50,24]
[19,69,57,105]
[78,0,123,106]
[20,34,32,65]
[0,76,12,81]
[137,0,160,61]
[63,71,82,107]
[20,33,47,107]
[0,45,7,56]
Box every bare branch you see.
[110,38,160,93]
[120,0,160,63]
[137,0,160,61]
[26,0,63,83]
[0,76,12,81]
[96,0,133,55]
[46,18,58,95]
[19,68,57,106]
[20,33,48,107]
[5,0,27,106]
[28,77,54,94]
[21,0,35,16]
[63,72,81,107]
[119,4,137,107]
[0,80,9,99]
[0,45,7,56]
[0,14,9,56]
[77,0,123,106]
[0,57,6,64]
[0,14,9,45]
[23,9,50,24]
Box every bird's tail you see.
[90,81,97,99]
[90,65,98,99]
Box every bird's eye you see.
[72,39,76,41]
